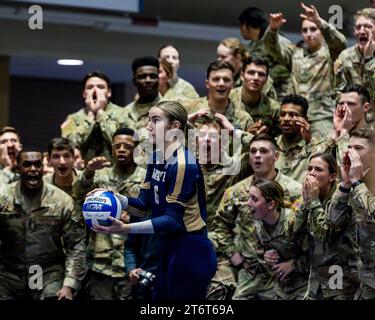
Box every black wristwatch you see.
[351,180,363,189]
[365,56,373,63]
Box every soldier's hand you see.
[230,252,244,267]
[56,286,73,300]
[188,108,210,124]
[85,90,97,115]
[300,2,322,27]
[247,120,266,135]
[364,29,375,60]
[94,90,108,113]
[215,113,234,133]
[304,175,319,202]
[264,249,280,265]
[341,106,354,134]
[85,156,111,178]
[272,259,295,282]
[0,144,12,169]
[347,149,367,183]
[269,12,286,31]
[340,151,352,187]
[294,116,311,144]
[129,268,143,284]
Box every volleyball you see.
[82,190,122,228]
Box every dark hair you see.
[132,56,160,75]
[112,127,135,140]
[281,94,309,117]
[17,149,43,164]
[47,137,75,157]
[206,61,234,79]
[83,71,111,89]
[238,7,268,38]
[341,84,371,104]
[251,178,285,210]
[250,133,279,151]
[309,152,338,174]
[157,44,181,59]
[350,128,375,144]
[242,56,269,75]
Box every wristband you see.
[339,184,351,193]
[351,180,363,189]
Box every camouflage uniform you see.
[165,76,199,100]
[123,96,162,166]
[61,102,125,162]
[183,97,254,132]
[334,45,375,127]
[0,182,87,300]
[43,168,81,199]
[0,167,19,192]
[264,19,347,137]
[247,28,294,100]
[329,183,375,299]
[230,88,281,137]
[73,165,146,300]
[293,187,359,300]
[208,171,301,300]
[234,208,309,300]
[202,153,251,230]
[275,136,333,184]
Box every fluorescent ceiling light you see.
[57,59,84,66]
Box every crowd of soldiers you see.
[1,3,375,300]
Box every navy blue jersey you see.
[128,145,207,239]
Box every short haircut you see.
[309,152,338,174]
[47,137,75,157]
[112,127,135,140]
[157,44,181,59]
[242,56,269,75]
[238,7,267,37]
[281,94,309,117]
[350,128,375,145]
[206,61,234,79]
[250,133,279,151]
[83,71,111,89]
[355,8,375,24]
[341,84,371,104]
[0,126,20,138]
[17,149,43,164]
[132,56,160,74]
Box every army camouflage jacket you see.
[61,102,125,162]
[73,165,146,278]
[293,187,359,298]
[329,183,375,289]
[0,182,87,290]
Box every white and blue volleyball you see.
[82,191,122,228]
